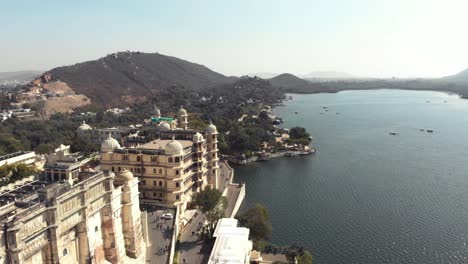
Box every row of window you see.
[141,180,180,188]
[110,166,180,176]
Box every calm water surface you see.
[234,90,468,264]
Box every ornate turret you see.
[77,120,92,132]
[152,104,161,118]
[176,106,189,130]
[157,121,171,131]
[101,133,121,153]
[206,121,219,189]
[114,168,134,186]
[164,138,183,156]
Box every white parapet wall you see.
[230,184,246,218]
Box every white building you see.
[0,151,37,167]
[208,218,253,264]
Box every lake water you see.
[234,90,468,264]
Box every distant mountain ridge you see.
[300,71,356,80]
[43,52,236,107]
[444,68,468,82]
[0,71,42,81]
[247,72,280,79]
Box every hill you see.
[301,71,356,80]
[443,68,468,82]
[269,73,331,93]
[43,51,236,107]
[247,72,279,79]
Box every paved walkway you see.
[224,184,242,217]
[178,212,209,264]
[141,205,175,264]
[218,161,232,193]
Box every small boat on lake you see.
[426,129,434,133]
[389,132,399,135]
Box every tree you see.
[0,164,37,186]
[34,143,55,154]
[285,244,313,264]
[238,203,272,242]
[297,250,313,264]
[192,187,226,214]
[289,127,310,140]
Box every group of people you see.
[156,245,170,256]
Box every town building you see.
[0,151,44,170]
[208,218,253,264]
[100,106,220,218]
[76,121,135,145]
[0,168,145,264]
[43,144,91,184]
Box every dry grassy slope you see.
[47,51,236,107]
[42,94,90,116]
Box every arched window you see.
[175,157,180,162]
[159,181,163,187]
[118,167,121,172]
[111,167,115,172]
[176,195,180,200]
[63,248,68,256]
[168,157,173,163]
[159,169,163,174]
[176,182,180,188]
[136,156,141,162]
[175,170,179,175]
[95,226,99,232]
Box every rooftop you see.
[209,218,252,264]
[0,151,35,162]
[141,139,193,150]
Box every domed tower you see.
[192,132,207,190]
[76,120,92,139]
[157,121,171,131]
[101,133,121,153]
[114,169,143,258]
[152,104,161,118]
[164,138,183,156]
[177,106,188,130]
[205,121,219,189]
[100,134,121,164]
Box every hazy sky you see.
[1,0,468,78]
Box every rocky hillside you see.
[42,51,236,107]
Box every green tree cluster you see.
[0,163,37,186]
[238,203,273,250]
[192,188,227,242]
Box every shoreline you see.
[224,148,316,165]
[284,87,465,99]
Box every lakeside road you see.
[177,161,241,263]
[143,207,175,264]
[177,212,208,264]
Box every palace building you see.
[99,106,220,217]
[0,167,145,264]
